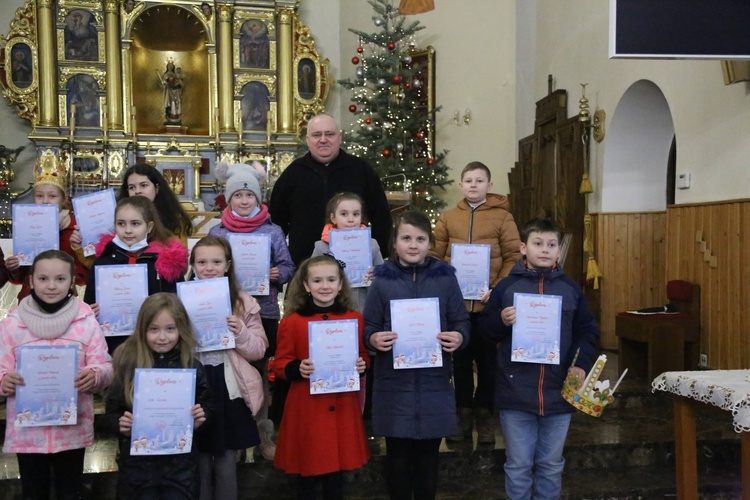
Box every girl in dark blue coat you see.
[363,211,470,500]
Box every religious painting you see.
[240,82,270,131]
[9,43,33,90]
[146,156,200,201]
[66,74,100,128]
[296,57,316,101]
[72,155,100,173]
[64,9,99,62]
[239,19,269,69]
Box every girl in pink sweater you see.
[0,250,113,499]
[188,235,269,499]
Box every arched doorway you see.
[601,80,675,212]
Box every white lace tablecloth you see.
[652,370,750,433]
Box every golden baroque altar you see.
[0,0,329,207]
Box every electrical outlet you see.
[699,353,708,368]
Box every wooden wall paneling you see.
[742,203,750,368]
[665,200,750,369]
[593,212,666,350]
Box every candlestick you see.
[69,104,76,141]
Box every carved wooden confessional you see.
[508,89,585,285]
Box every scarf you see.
[17,294,80,340]
[220,204,270,233]
[320,223,368,243]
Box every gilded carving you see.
[234,73,276,96]
[59,67,107,90]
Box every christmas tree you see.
[338,0,451,222]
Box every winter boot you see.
[475,407,496,444]
[253,418,277,461]
[447,407,474,442]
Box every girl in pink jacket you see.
[187,236,268,499]
[0,249,113,499]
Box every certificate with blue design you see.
[15,345,78,427]
[177,277,234,352]
[96,264,149,336]
[390,298,443,369]
[228,233,271,296]
[451,243,491,300]
[71,189,116,257]
[511,293,562,365]
[12,204,59,265]
[131,368,196,455]
[308,319,360,394]
[329,227,373,288]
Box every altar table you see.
[652,370,750,500]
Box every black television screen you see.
[610,0,750,59]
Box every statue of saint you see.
[160,61,183,124]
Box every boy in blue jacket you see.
[479,217,599,499]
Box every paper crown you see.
[34,155,66,191]
[562,354,626,418]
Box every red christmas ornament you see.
[427,158,435,166]
[392,75,403,83]
[365,118,372,124]
[349,105,357,112]
[387,41,396,51]
[382,148,392,157]
[405,82,412,89]
[416,131,425,139]
[351,56,360,64]
[357,46,364,53]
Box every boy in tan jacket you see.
[430,161,521,444]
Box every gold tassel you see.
[582,214,594,254]
[587,256,603,289]
[579,173,593,194]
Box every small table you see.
[653,370,750,500]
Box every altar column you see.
[36,0,58,127]
[104,0,124,131]
[217,3,234,133]
[277,8,294,134]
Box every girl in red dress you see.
[273,254,370,499]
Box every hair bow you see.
[323,252,346,269]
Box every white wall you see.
[524,0,750,211]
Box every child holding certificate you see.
[273,254,370,498]
[479,218,599,500]
[0,250,113,500]
[209,162,294,430]
[188,236,270,498]
[429,161,521,443]
[363,210,470,500]
[311,191,384,313]
[6,159,90,301]
[83,196,189,353]
[104,293,212,500]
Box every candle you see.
[238,114,243,149]
[69,104,76,140]
[215,107,220,146]
[130,106,137,138]
[266,110,272,141]
[102,98,108,137]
